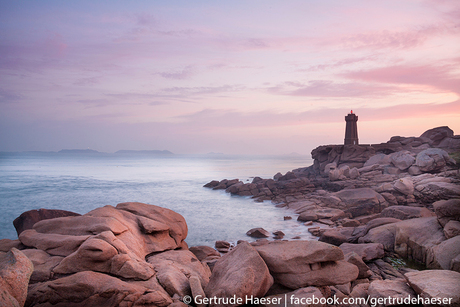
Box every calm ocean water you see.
[0,152,316,247]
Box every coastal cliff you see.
[1,126,459,306]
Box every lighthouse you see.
[344,110,359,145]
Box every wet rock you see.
[203,180,219,188]
[205,241,273,307]
[272,230,285,240]
[247,227,270,238]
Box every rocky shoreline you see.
[1,126,460,307]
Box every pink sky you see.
[1,0,459,154]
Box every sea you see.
[0,152,318,247]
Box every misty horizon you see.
[1,1,459,155]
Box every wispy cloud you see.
[157,65,195,80]
[345,62,460,95]
[267,80,399,98]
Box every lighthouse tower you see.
[344,110,359,145]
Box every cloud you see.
[157,65,195,80]
[175,99,460,130]
[345,62,460,95]
[0,88,22,103]
[160,84,246,96]
[267,80,399,98]
[73,77,100,86]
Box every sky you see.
[1,0,459,155]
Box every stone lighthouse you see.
[344,110,359,145]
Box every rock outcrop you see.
[254,240,358,289]
[204,241,273,307]
[0,248,34,307]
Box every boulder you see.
[21,249,62,283]
[368,279,416,302]
[393,177,414,196]
[414,179,460,202]
[319,230,348,246]
[358,223,397,252]
[0,248,34,307]
[189,246,221,261]
[333,188,387,218]
[26,271,172,307]
[204,241,273,306]
[53,231,156,281]
[351,217,400,241]
[0,239,24,253]
[287,201,317,214]
[390,151,415,170]
[394,217,445,265]
[420,126,454,146]
[148,249,211,298]
[444,220,460,239]
[429,235,460,272]
[433,199,460,227]
[405,270,460,307]
[19,229,90,257]
[23,203,188,260]
[345,252,371,279]
[415,148,453,172]
[380,205,434,220]
[274,260,358,289]
[13,208,81,236]
[364,153,391,167]
[189,275,206,307]
[339,243,384,261]
[203,180,219,188]
[297,208,345,222]
[246,227,270,238]
[349,282,369,299]
[254,240,344,271]
[254,240,358,288]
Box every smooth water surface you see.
[0,152,316,246]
